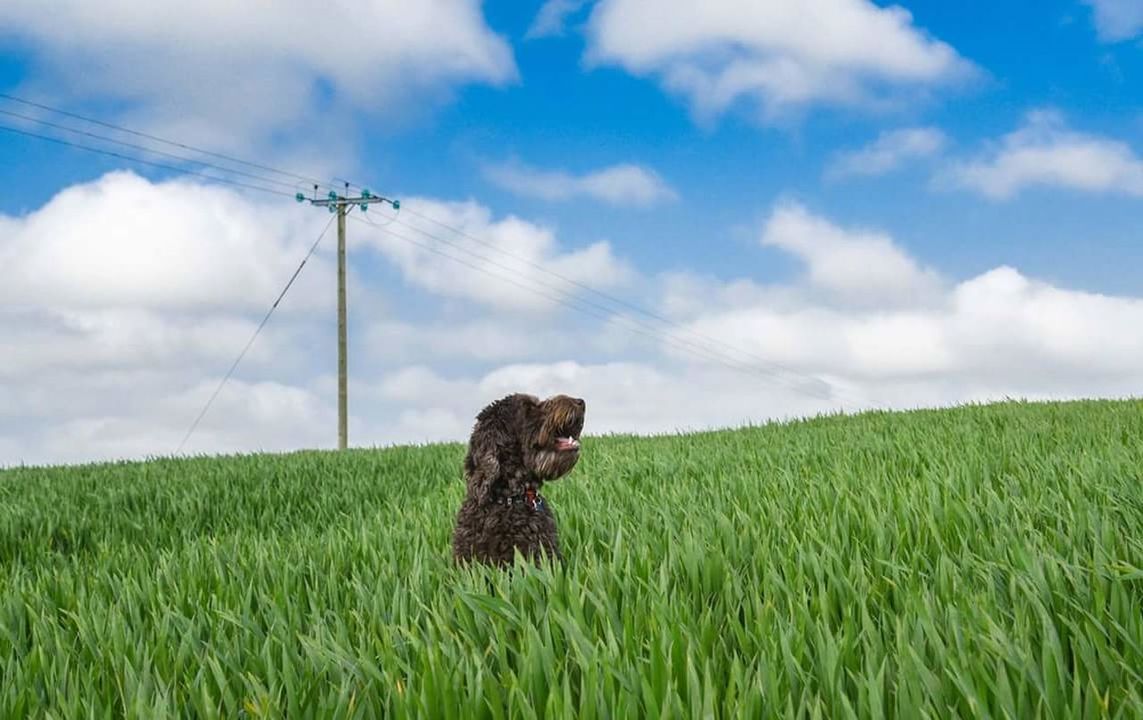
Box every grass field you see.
[1,399,1142,718]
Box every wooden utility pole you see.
[336,202,348,449]
[300,184,399,450]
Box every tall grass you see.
[1,399,1141,717]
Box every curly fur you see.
[451,393,586,567]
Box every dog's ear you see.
[520,394,548,447]
[464,394,534,503]
[464,432,501,504]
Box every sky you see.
[1,0,1142,467]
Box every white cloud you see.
[217,204,1143,459]
[0,172,636,466]
[0,171,337,313]
[526,0,591,39]
[483,160,677,207]
[0,1,516,154]
[102,378,337,462]
[660,205,1143,391]
[825,126,947,179]
[0,307,298,379]
[362,360,857,447]
[0,170,364,465]
[759,201,944,308]
[945,110,1143,199]
[1085,0,1143,42]
[364,317,620,365]
[582,0,974,122]
[0,170,375,386]
[657,272,803,321]
[350,197,634,312]
[668,263,1143,386]
[5,174,1143,469]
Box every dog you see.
[451,393,585,567]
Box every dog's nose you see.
[575,398,585,410]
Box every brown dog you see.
[451,393,585,567]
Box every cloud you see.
[0,169,632,323]
[363,360,858,447]
[350,196,634,312]
[657,272,803,321]
[666,264,1143,386]
[759,201,944,308]
[364,317,624,366]
[526,0,591,39]
[0,170,366,464]
[0,307,304,380]
[944,110,1143,199]
[0,171,639,464]
[1084,0,1143,42]
[5,174,1143,468]
[0,171,338,313]
[825,126,947,179]
[581,0,975,122]
[483,160,677,207]
[0,1,516,154]
[23,376,339,465]
[660,207,1143,393]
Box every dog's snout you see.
[575,398,585,411]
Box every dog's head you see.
[525,393,586,480]
[463,393,586,502]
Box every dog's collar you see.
[497,486,545,510]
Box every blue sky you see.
[374,0,1143,293]
[1,0,1142,465]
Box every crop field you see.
[1,399,1142,717]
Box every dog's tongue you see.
[556,436,580,451]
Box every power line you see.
[0,123,297,199]
[357,210,879,409]
[0,91,339,192]
[357,215,867,408]
[394,207,873,407]
[349,214,869,407]
[176,213,339,454]
[349,215,740,371]
[0,107,305,193]
[0,95,879,411]
[1,92,866,404]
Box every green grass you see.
[2,399,1142,718]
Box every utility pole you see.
[336,202,347,450]
[299,184,399,450]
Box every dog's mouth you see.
[539,396,585,455]
[554,435,581,452]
